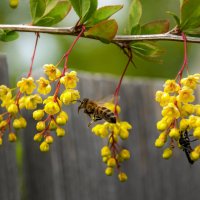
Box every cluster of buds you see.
[92,103,132,182]
[0,64,80,151]
[155,73,200,163]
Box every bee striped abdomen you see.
[101,107,116,123]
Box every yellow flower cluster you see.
[155,73,200,163]
[0,64,80,149]
[92,103,132,182]
[33,64,80,151]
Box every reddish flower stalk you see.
[175,32,188,84]
[114,56,132,116]
[53,26,86,101]
[27,33,40,78]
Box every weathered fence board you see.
[21,72,200,200]
[0,55,20,200]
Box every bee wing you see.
[96,95,120,106]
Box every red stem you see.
[53,26,86,101]
[175,32,188,83]
[114,56,132,116]
[27,33,40,77]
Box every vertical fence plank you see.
[21,72,200,200]
[0,55,20,200]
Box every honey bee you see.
[78,98,116,127]
[179,130,194,165]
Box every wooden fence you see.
[0,55,200,200]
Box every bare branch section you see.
[1,24,200,43]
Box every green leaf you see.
[84,19,118,43]
[180,0,200,31]
[30,0,46,23]
[131,41,164,61]
[33,0,71,26]
[69,0,97,23]
[141,20,169,34]
[128,0,142,34]
[86,5,123,27]
[0,30,19,42]
[166,11,180,26]
[82,0,98,23]
[131,24,141,35]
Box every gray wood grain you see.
[0,55,20,200]
[20,72,200,200]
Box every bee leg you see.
[88,120,94,127]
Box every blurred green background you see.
[0,0,200,84]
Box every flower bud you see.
[154,138,165,148]
[105,167,113,176]
[36,121,46,131]
[162,148,173,159]
[45,135,54,144]
[8,132,17,142]
[40,141,49,152]
[7,104,18,114]
[33,110,45,120]
[118,172,128,182]
[120,149,131,160]
[190,151,199,161]
[33,133,43,142]
[56,128,65,137]
[107,157,117,167]
[101,146,111,157]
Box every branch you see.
[1,24,200,43]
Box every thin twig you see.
[1,24,200,43]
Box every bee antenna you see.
[71,100,82,103]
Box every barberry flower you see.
[60,71,79,89]
[37,77,51,95]
[17,77,36,94]
[43,64,61,81]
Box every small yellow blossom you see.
[43,64,61,81]
[33,109,45,120]
[164,80,180,93]
[24,94,42,110]
[177,86,195,103]
[37,77,51,95]
[162,103,180,119]
[60,71,79,89]
[162,148,173,159]
[118,172,128,182]
[44,102,60,115]
[181,74,200,89]
[0,85,12,101]
[60,89,80,104]
[17,77,36,94]
[40,141,49,152]
[105,167,114,176]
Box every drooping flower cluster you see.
[92,103,132,182]
[155,73,200,163]
[33,65,80,151]
[0,65,80,150]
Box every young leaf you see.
[82,0,98,23]
[33,0,71,26]
[131,41,164,61]
[84,19,118,43]
[180,0,200,31]
[0,30,19,42]
[69,0,97,23]
[30,0,46,23]
[166,11,180,26]
[86,5,123,27]
[128,0,142,34]
[141,20,170,34]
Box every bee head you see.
[78,98,89,113]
